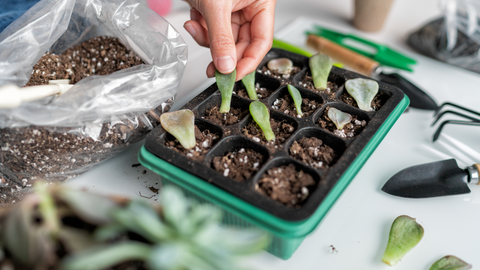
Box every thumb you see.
[201,2,236,74]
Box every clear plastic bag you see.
[407,0,480,74]
[0,0,187,191]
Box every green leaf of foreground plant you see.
[382,215,424,266]
[327,107,352,130]
[215,69,236,113]
[287,85,304,116]
[309,53,333,90]
[241,71,257,100]
[160,109,196,149]
[345,78,379,111]
[249,101,275,141]
[429,255,472,270]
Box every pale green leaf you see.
[429,255,472,270]
[345,78,379,111]
[267,58,293,75]
[309,53,333,90]
[327,107,352,130]
[160,109,196,149]
[249,101,275,141]
[287,84,303,116]
[216,69,236,113]
[241,71,257,100]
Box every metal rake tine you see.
[434,102,480,117]
[432,120,480,142]
[431,110,480,126]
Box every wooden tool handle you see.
[306,34,379,76]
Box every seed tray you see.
[140,48,409,259]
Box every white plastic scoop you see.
[0,80,73,109]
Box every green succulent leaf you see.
[57,188,118,225]
[216,69,237,113]
[345,78,379,111]
[241,71,257,100]
[429,255,472,270]
[160,109,196,149]
[60,241,151,270]
[382,215,424,266]
[287,85,304,116]
[249,101,275,141]
[309,53,333,90]
[267,58,293,75]
[327,107,352,130]
[58,227,98,254]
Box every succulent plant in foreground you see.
[429,255,472,270]
[216,69,237,113]
[345,78,378,111]
[0,183,269,270]
[382,215,424,266]
[250,101,275,142]
[160,109,196,149]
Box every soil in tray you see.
[259,65,302,84]
[290,137,336,169]
[235,83,275,100]
[242,119,295,151]
[203,106,248,126]
[318,107,367,138]
[340,92,386,111]
[212,148,265,182]
[298,72,339,99]
[255,164,316,208]
[272,94,322,118]
[165,126,220,162]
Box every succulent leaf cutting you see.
[287,84,304,116]
[327,107,352,130]
[309,53,333,90]
[215,69,237,113]
[241,71,258,100]
[345,78,379,111]
[429,255,472,270]
[382,215,424,266]
[250,101,275,141]
[160,109,195,150]
[267,58,293,75]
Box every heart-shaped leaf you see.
[382,215,424,266]
[267,58,293,75]
[249,101,275,141]
[429,255,472,270]
[215,69,236,113]
[160,109,196,150]
[327,108,352,130]
[345,78,379,111]
[287,85,303,116]
[241,71,257,100]
[309,53,333,90]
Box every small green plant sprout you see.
[327,107,352,129]
[287,84,303,117]
[241,71,258,100]
[267,58,293,75]
[345,78,379,111]
[160,109,195,150]
[382,215,424,266]
[250,101,275,141]
[215,69,237,113]
[429,255,472,270]
[309,53,333,90]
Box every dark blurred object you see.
[407,0,480,74]
[0,0,40,33]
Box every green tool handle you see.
[272,39,313,57]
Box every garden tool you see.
[0,80,73,109]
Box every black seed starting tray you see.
[144,49,408,221]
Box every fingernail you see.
[190,8,198,21]
[215,56,235,73]
[184,22,196,37]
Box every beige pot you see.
[353,0,395,32]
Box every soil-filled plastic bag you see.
[0,0,187,200]
[407,0,480,74]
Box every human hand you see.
[183,0,277,81]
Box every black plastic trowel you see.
[382,159,480,198]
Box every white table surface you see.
[67,0,480,269]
